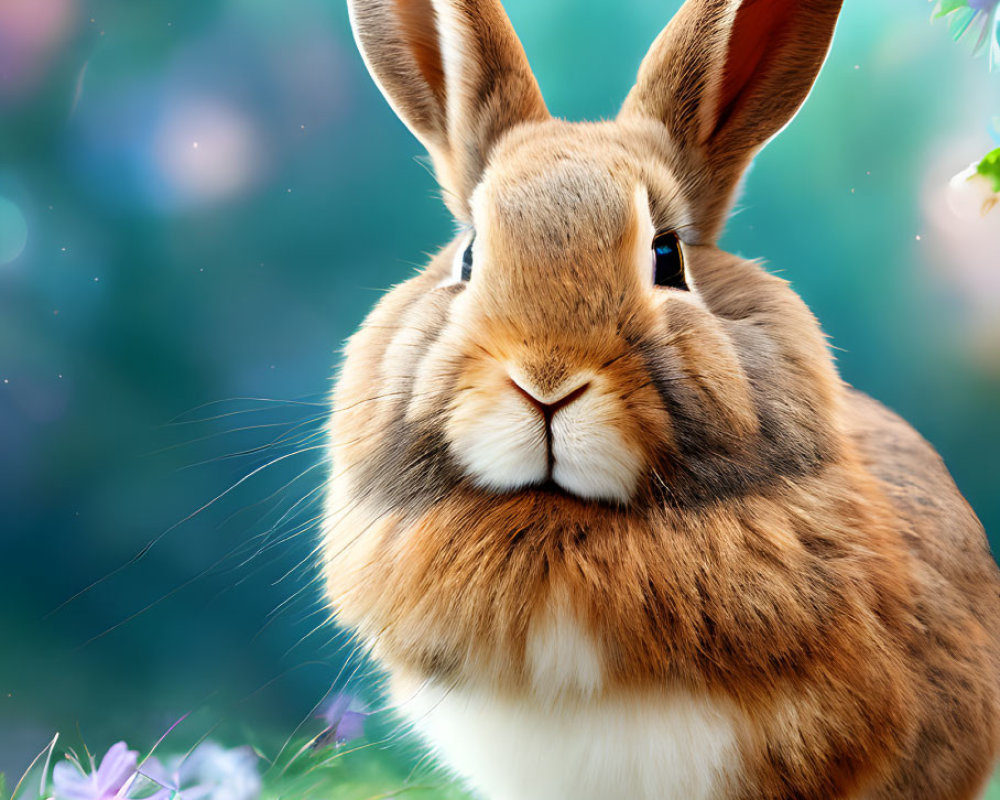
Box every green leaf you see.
[0,773,7,800]
[976,147,1000,193]
[934,0,968,18]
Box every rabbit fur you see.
[322,0,1000,797]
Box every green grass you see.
[258,739,475,800]
[6,737,999,800]
[259,756,1000,800]
[4,733,476,800]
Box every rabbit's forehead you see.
[471,169,627,269]
[474,124,688,258]
[485,157,632,235]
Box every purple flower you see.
[49,740,259,800]
[172,743,261,800]
[133,756,198,800]
[51,742,140,800]
[314,694,369,749]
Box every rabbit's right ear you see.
[348,0,549,217]
[621,0,843,241]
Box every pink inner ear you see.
[393,0,447,107]
[714,0,794,138]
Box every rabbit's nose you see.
[508,376,590,424]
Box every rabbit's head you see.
[325,0,853,679]
[331,0,844,504]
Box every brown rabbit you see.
[321,0,1000,797]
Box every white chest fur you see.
[393,680,741,800]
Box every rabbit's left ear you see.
[621,0,843,238]
[348,0,549,217]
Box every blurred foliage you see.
[6,727,477,800]
[6,731,1000,800]
[1,0,998,782]
[980,146,1000,190]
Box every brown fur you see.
[326,0,1000,797]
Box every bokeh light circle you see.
[0,0,76,99]
[0,196,28,265]
[153,101,260,205]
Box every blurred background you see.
[1,0,998,781]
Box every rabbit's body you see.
[324,0,1000,796]
[372,388,999,800]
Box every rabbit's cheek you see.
[447,387,550,492]
[550,390,643,503]
[321,491,395,627]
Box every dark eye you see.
[448,232,474,285]
[461,236,474,281]
[652,230,687,290]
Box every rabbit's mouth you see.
[446,367,648,505]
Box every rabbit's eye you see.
[651,231,687,290]
[449,232,474,283]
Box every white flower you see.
[947,162,1000,218]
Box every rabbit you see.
[321,0,1000,797]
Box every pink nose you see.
[509,378,589,424]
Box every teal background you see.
[1,0,998,781]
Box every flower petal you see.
[95,743,139,794]
[334,710,367,744]
[51,761,98,800]
[318,694,351,727]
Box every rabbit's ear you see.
[348,0,549,215]
[621,0,842,238]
